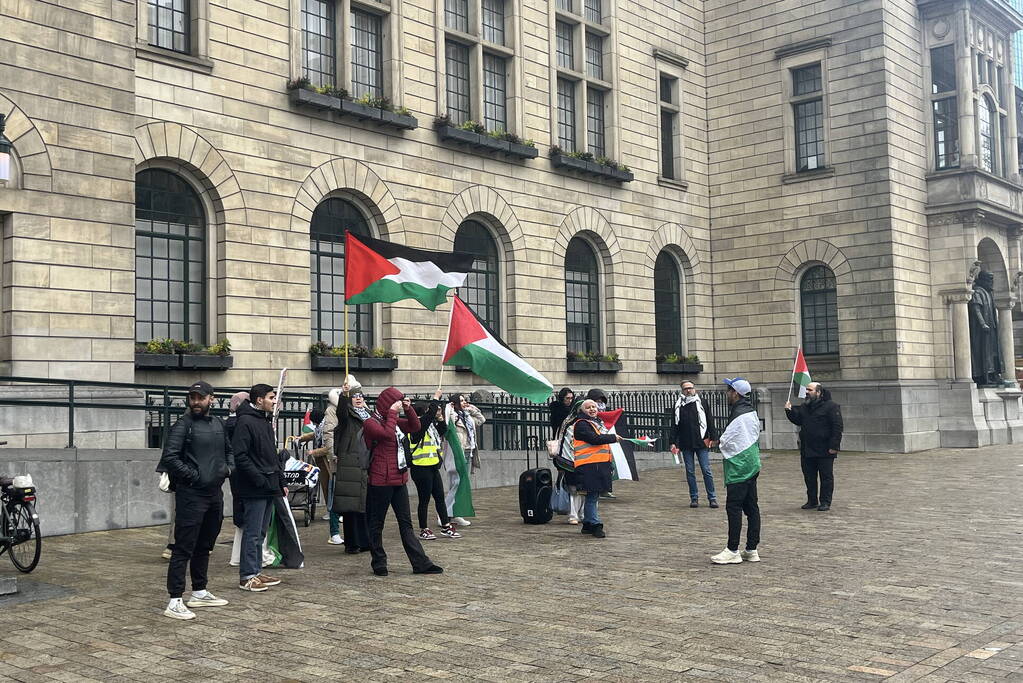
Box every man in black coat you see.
[158,380,233,620]
[232,383,285,592]
[784,382,843,511]
[669,381,719,508]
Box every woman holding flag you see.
[572,399,623,539]
[446,393,485,526]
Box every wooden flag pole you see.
[438,293,457,393]
[785,346,800,405]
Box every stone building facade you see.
[0,0,1022,451]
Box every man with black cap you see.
[158,380,234,620]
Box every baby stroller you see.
[282,437,320,527]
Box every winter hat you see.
[345,374,362,393]
[585,388,607,403]
[228,391,249,413]
[327,388,341,407]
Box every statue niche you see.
[969,270,1003,386]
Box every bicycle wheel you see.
[8,502,41,573]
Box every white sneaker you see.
[450,516,472,527]
[321,513,331,521]
[740,549,760,562]
[711,548,743,564]
[161,548,173,560]
[419,528,437,540]
[439,525,462,539]
[186,592,228,608]
[328,534,344,545]
[164,600,196,620]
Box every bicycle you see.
[0,460,41,573]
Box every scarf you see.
[457,409,477,451]
[676,394,708,439]
[352,405,370,421]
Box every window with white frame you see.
[552,0,613,157]
[440,0,516,132]
[298,0,393,100]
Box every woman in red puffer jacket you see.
[362,386,443,577]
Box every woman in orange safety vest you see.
[572,399,622,539]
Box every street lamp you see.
[0,114,11,185]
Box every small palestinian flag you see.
[625,436,657,448]
[793,347,812,398]
[301,408,314,434]
[344,231,474,311]
[443,296,553,403]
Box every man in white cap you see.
[710,377,762,565]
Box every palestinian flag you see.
[793,347,812,398]
[718,409,762,486]
[625,436,657,448]
[442,403,475,519]
[599,408,639,481]
[344,231,474,311]
[301,408,314,434]
[443,296,553,403]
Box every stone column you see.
[944,290,973,381]
[998,303,1016,385]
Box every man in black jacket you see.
[784,382,843,512]
[670,381,719,508]
[159,381,233,620]
[232,383,285,592]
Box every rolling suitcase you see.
[519,437,553,524]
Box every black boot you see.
[801,501,818,510]
[591,524,606,538]
[581,522,594,534]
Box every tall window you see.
[972,42,1009,178]
[454,221,501,333]
[800,265,838,356]
[557,78,576,151]
[565,237,600,354]
[148,0,190,53]
[931,45,958,170]
[351,9,383,99]
[135,169,205,343]
[298,0,394,102]
[442,0,515,133]
[553,0,613,156]
[658,72,681,179]
[654,251,683,357]
[979,96,996,173]
[792,63,825,172]
[310,198,374,348]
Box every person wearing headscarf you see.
[548,387,576,437]
[446,392,486,526]
[406,391,461,540]
[362,386,442,576]
[331,376,372,554]
[572,399,622,539]
[304,399,340,544]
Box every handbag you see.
[550,474,570,515]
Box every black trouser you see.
[366,484,432,572]
[342,511,370,551]
[800,456,835,505]
[410,463,448,529]
[725,474,760,552]
[167,486,224,598]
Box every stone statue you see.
[968,270,1003,386]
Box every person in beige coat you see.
[446,393,485,527]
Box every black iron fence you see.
[0,376,755,452]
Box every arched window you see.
[310,197,373,348]
[654,250,684,357]
[979,96,996,173]
[454,220,501,333]
[800,265,838,356]
[565,236,600,354]
[135,169,206,343]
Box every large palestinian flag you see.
[344,232,474,311]
[442,403,475,519]
[443,296,553,403]
[718,409,762,485]
[598,408,640,482]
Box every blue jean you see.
[239,497,273,580]
[682,448,716,501]
[583,491,601,525]
[327,478,341,537]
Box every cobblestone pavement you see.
[1,446,1022,682]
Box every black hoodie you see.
[784,388,843,459]
[232,401,284,498]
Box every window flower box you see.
[179,354,234,370]
[310,355,398,371]
[436,125,538,159]
[134,353,179,370]
[567,360,622,373]
[288,88,342,111]
[551,153,634,182]
[340,100,418,130]
[656,362,703,374]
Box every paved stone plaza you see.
[1,447,1021,682]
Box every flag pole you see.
[438,294,457,392]
[344,301,350,380]
[786,346,800,405]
